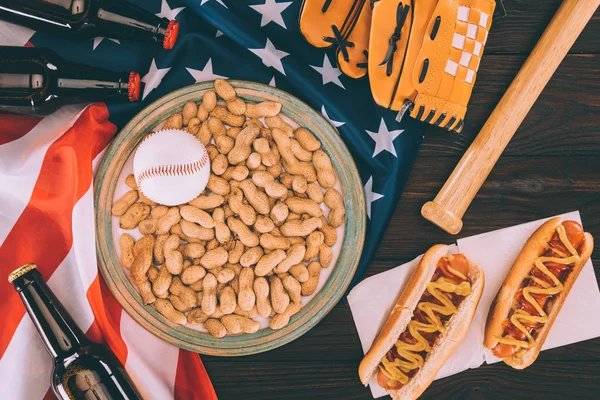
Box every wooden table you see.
[202,2,600,398]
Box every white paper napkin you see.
[348,211,600,398]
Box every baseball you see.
[133,129,210,206]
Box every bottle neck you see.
[11,268,88,360]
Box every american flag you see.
[0,0,424,398]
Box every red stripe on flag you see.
[25,41,34,47]
[174,350,218,400]
[0,113,43,146]
[86,275,128,365]
[0,104,116,358]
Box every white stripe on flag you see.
[0,105,86,245]
[0,21,35,46]
[121,311,179,400]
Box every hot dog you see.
[484,217,594,369]
[358,245,485,400]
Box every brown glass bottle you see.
[0,46,140,115]
[9,263,143,400]
[0,0,179,49]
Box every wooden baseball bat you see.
[422,0,600,235]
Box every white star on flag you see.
[201,0,228,8]
[186,58,228,83]
[249,38,289,76]
[321,105,345,128]
[216,30,223,38]
[156,0,185,20]
[141,59,171,100]
[92,37,119,51]
[364,176,384,219]
[310,54,345,89]
[250,0,293,29]
[269,76,276,87]
[366,118,404,157]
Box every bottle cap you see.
[163,20,179,50]
[8,263,37,283]
[128,72,141,102]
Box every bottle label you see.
[0,73,44,89]
[97,8,157,34]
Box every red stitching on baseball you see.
[136,129,209,186]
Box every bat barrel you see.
[422,0,600,235]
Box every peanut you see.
[198,90,217,121]
[228,187,257,225]
[233,305,258,318]
[189,194,225,210]
[265,115,293,136]
[152,265,173,296]
[187,308,210,325]
[227,97,246,116]
[228,240,245,264]
[274,244,306,273]
[197,121,211,144]
[319,216,337,247]
[201,273,218,315]
[211,153,228,175]
[180,220,215,241]
[215,135,235,154]
[306,183,324,203]
[221,314,259,334]
[205,318,226,338]
[238,267,255,311]
[319,244,333,268]
[305,231,324,260]
[112,190,138,216]
[269,276,290,314]
[313,149,336,188]
[270,203,289,226]
[214,78,236,101]
[180,205,216,228]
[269,302,301,330]
[301,261,321,296]
[221,165,249,181]
[199,246,228,269]
[252,171,287,198]
[181,265,206,285]
[131,235,154,284]
[324,188,345,227]
[156,207,181,234]
[147,265,159,281]
[272,128,317,182]
[120,203,150,229]
[289,264,309,283]
[169,278,197,309]
[120,233,135,269]
[210,105,245,126]
[254,216,275,233]
[280,217,322,237]
[292,175,307,194]
[185,117,201,135]
[227,216,259,247]
[182,101,198,125]
[153,233,169,264]
[282,275,302,303]
[260,233,290,250]
[219,286,237,314]
[228,125,259,165]
[290,138,313,162]
[247,152,262,169]
[125,174,137,189]
[239,180,270,215]
[182,243,205,259]
[245,101,281,118]
[207,174,230,196]
[164,234,183,275]
[286,197,323,217]
[240,246,264,267]
[138,281,156,305]
[138,218,157,235]
[151,205,169,219]
[171,295,193,312]
[164,113,183,130]
[294,127,321,151]
[155,298,187,325]
[255,249,286,276]
[254,277,271,318]
[217,267,235,284]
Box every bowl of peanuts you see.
[95,80,366,356]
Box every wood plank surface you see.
[202,3,600,399]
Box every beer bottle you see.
[0,46,140,115]
[0,0,179,50]
[9,263,143,400]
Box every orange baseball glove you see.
[299,0,496,132]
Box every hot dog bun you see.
[358,244,485,400]
[484,217,594,369]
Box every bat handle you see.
[422,0,600,235]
